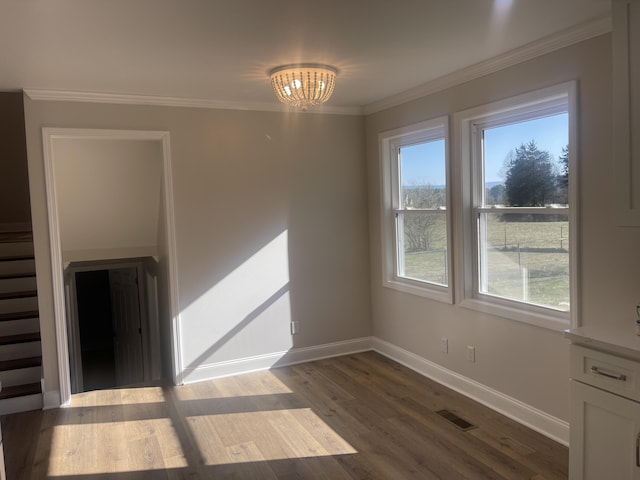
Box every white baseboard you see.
[181,337,374,384]
[43,388,61,410]
[371,337,569,446]
[0,393,42,416]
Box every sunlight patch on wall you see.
[187,408,357,465]
[181,230,292,369]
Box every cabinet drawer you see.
[570,344,640,402]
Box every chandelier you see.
[269,64,337,110]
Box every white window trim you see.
[379,116,453,303]
[453,81,579,331]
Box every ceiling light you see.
[269,64,337,111]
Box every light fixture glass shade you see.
[270,64,337,110]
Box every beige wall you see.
[365,33,640,422]
[23,99,371,394]
[21,33,633,426]
[0,92,31,227]
[53,138,163,262]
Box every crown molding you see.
[24,15,610,118]
[23,89,363,116]
[362,14,612,115]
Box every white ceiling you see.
[1,0,611,113]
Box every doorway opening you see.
[66,258,162,394]
[42,128,181,407]
[75,269,117,391]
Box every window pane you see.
[399,139,446,209]
[483,113,568,207]
[478,212,569,311]
[397,212,448,286]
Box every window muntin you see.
[380,117,451,302]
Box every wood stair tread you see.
[0,332,40,346]
[0,355,42,372]
[0,272,36,280]
[0,382,41,401]
[0,310,39,322]
[0,255,34,262]
[0,232,33,244]
[0,290,37,301]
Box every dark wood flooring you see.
[1,351,567,479]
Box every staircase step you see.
[0,355,41,372]
[0,290,37,301]
[0,232,32,243]
[0,365,41,387]
[0,310,38,322]
[0,271,36,280]
[0,391,43,415]
[0,258,36,279]
[0,276,37,294]
[0,382,41,401]
[0,318,40,337]
[0,332,40,346]
[0,296,38,314]
[0,241,34,259]
[0,255,34,263]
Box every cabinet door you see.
[570,380,640,479]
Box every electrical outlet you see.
[290,321,300,335]
[441,337,448,354]
[467,345,476,363]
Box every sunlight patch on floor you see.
[70,385,166,407]
[47,419,187,476]
[175,370,293,401]
[187,408,357,465]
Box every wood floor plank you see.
[1,352,568,480]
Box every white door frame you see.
[42,128,182,406]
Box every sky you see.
[400,112,569,186]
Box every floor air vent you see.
[436,409,477,431]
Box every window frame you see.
[379,116,453,303]
[454,82,578,330]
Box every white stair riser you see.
[0,366,41,387]
[0,259,35,276]
[0,276,36,294]
[0,242,33,258]
[0,296,38,314]
[0,393,43,416]
[0,342,41,361]
[0,318,39,337]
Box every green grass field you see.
[402,214,570,310]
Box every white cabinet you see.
[567,340,640,479]
[570,379,640,479]
[613,0,640,225]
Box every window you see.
[456,82,577,329]
[380,117,452,302]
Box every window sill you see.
[383,277,453,304]
[458,296,570,331]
